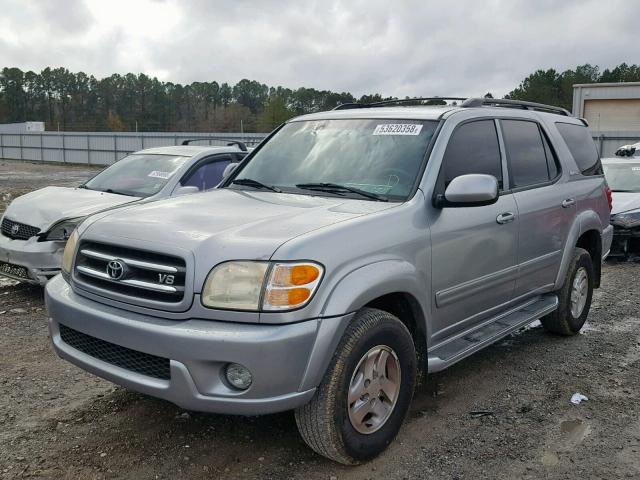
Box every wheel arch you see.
[298,261,429,391]
[555,210,604,289]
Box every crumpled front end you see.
[609,212,640,260]
[0,232,64,285]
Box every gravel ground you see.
[0,160,639,479]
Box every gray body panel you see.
[46,105,612,415]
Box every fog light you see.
[225,363,252,390]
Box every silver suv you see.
[45,97,613,464]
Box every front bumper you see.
[45,275,352,415]
[0,234,64,285]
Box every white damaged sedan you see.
[0,143,247,284]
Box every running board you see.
[427,294,558,373]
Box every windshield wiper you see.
[103,188,136,197]
[295,183,387,202]
[232,178,282,193]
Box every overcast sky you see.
[0,0,638,98]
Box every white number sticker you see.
[148,170,171,179]
[373,124,423,136]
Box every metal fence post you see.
[0,133,3,160]
[113,135,117,163]
[40,133,44,162]
[599,134,605,158]
[87,135,91,165]
[61,133,66,163]
[18,133,23,160]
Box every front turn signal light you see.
[262,262,323,311]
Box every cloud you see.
[0,0,639,97]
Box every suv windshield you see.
[603,162,640,192]
[83,154,189,197]
[228,119,438,201]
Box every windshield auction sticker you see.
[373,124,423,136]
[148,171,172,179]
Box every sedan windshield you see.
[228,119,439,201]
[83,154,189,197]
[603,162,640,192]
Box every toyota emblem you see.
[106,259,126,280]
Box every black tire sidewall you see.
[337,320,416,461]
[563,252,594,333]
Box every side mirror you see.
[173,185,200,196]
[222,162,239,179]
[442,174,499,207]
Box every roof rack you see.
[333,97,467,110]
[180,138,248,151]
[461,98,571,116]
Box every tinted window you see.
[556,122,603,175]
[182,157,232,191]
[502,120,549,188]
[441,120,502,187]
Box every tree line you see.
[1,63,639,132]
[506,63,640,111]
[0,67,389,133]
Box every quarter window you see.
[502,120,551,188]
[441,120,503,187]
[556,122,603,176]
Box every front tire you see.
[541,247,594,335]
[295,308,416,464]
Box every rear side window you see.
[182,156,232,191]
[441,120,502,187]
[556,123,603,176]
[502,120,553,188]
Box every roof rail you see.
[180,138,248,151]
[461,98,571,116]
[333,97,467,110]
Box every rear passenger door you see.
[430,119,518,341]
[499,119,574,299]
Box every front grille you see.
[1,218,41,240]
[74,241,186,303]
[59,324,170,380]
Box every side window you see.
[501,120,550,188]
[556,122,603,176]
[182,156,232,191]
[441,120,503,187]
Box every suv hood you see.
[611,191,640,215]
[3,186,140,231]
[84,188,397,282]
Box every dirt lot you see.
[0,159,639,479]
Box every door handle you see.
[561,198,575,208]
[496,212,516,224]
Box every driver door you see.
[429,119,518,342]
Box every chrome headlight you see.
[39,216,86,241]
[611,210,640,229]
[201,261,324,311]
[61,229,79,274]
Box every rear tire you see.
[541,247,594,335]
[295,308,416,465]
